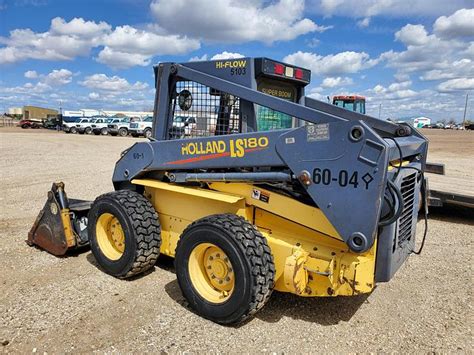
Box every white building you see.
[413,116,431,128]
[63,110,84,117]
[8,107,22,115]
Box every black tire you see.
[144,128,152,139]
[175,214,275,325]
[118,128,128,137]
[85,127,92,135]
[70,127,77,134]
[21,124,29,129]
[101,127,108,135]
[88,190,161,279]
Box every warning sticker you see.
[307,123,330,142]
[251,188,270,203]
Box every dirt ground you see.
[0,127,472,353]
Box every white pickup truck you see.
[129,116,153,138]
[107,117,132,137]
[91,117,114,135]
[64,118,92,134]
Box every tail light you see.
[295,68,303,80]
[274,63,284,75]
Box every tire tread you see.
[177,213,275,324]
[93,190,161,278]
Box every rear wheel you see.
[118,128,128,137]
[85,127,92,134]
[101,127,108,135]
[175,214,275,324]
[70,127,77,134]
[88,190,161,278]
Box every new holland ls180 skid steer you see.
[28,58,428,324]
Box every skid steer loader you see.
[28,58,428,324]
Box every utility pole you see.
[462,93,469,127]
[378,103,382,119]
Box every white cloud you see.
[433,8,474,39]
[43,69,73,85]
[24,70,38,79]
[395,24,430,46]
[89,92,100,100]
[0,17,200,69]
[96,47,153,69]
[284,50,379,76]
[368,80,418,100]
[96,25,200,69]
[50,17,111,38]
[357,17,371,28]
[0,17,110,64]
[420,59,474,81]
[150,0,327,43]
[320,76,353,88]
[437,78,474,92]
[312,0,469,18]
[189,54,208,62]
[380,11,473,96]
[79,73,148,92]
[211,52,245,60]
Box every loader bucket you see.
[27,182,91,256]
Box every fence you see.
[0,117,15,127]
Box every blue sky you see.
[1,0,473,121]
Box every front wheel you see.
[88,190,161,278]
[101,127,108,135]
[175,214,275,325]
[70,127,77,134]
[144,128,152,139]
[118,128,128,137]
[85,127,92,135]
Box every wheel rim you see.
[96,213,125,260]
[120,129,127,136]
[188,243,235,303]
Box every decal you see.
[307,123,330,142]
[285,137,295,144]
[251,188,270,203]
[181,137,269,158]
[313,168,373,189]
[166,136,269,165]
[215,60,247,69]
[260,87,293,99]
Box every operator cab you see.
[332,95,366,114]
[161,57,310,139]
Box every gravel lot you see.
[0,128,472,353]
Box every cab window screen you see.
[169,80,241,139]
[256,80,298,131]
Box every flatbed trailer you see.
[426,163,474,208]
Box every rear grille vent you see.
[395,173,417,250]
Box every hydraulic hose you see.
[378,179,404,226]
